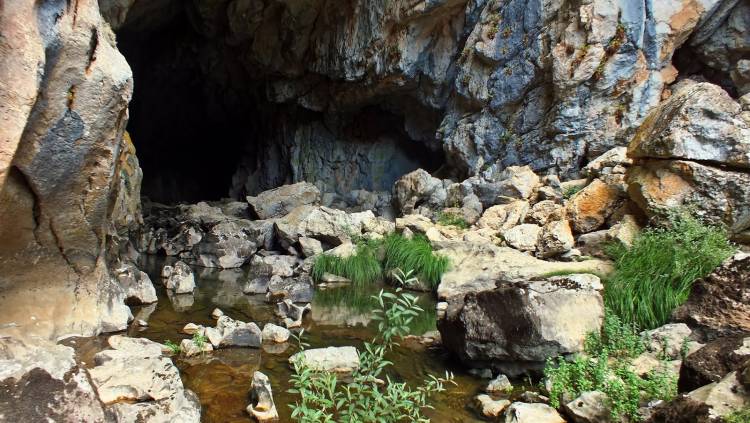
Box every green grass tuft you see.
[724,407,750,423]
[563,184,583,199]
[382,234,450,289]
[311,241,382,286]
[436,210,469,229]
[164,340,181,355]
[311,234,450,290]
[604,212,734,330]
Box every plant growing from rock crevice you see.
[193,332,208,351]
[164,340,181,355]
[545,311,677,421]
[604,212,734,330]
[436,210,469,229]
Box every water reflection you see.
[132,256,483,422]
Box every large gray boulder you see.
[392,169,450,216]
[438,272,604,375]
[216,316,262,348]
[627,82,750,234]
[163,261,196,294]
[144,202,274,268]
[628,83,750,168]
[435,241,612,301]
[246,182,320,220]
[191,220,265,268]
[628,159,750,234]
[274,205,375,249]
[266,275,314,303]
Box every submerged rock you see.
[216,316,262,348]
[475,395,511,418]
[114,262,157,305]
[247,371,279,422]
[164,261,196,294]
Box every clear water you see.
[128,256,487,422]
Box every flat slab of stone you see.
[289,346,360,374]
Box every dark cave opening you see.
[116,3,446,206]
[117,10,253,204]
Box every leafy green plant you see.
[164,340,181,355]
[604,212,734,329]
[436,210,469,229]
[312,240,383,286]
[391,268,419,288]
[545,311,677,421]
[382,234,449,290]
[584,311,645,359]
[192,332,208,351]
[724,406,750,423]
[562,184,583,199]
[289,289,455,422]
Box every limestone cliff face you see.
[0,0,135,339]
[0,0,747,337]
[104,0,749,196]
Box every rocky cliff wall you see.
[0,0,135,339]
[106,0,750,195]
[0,0,748,339]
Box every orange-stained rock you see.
[627,159,750,234]
[566,179,624,234]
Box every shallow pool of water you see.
[130,256,487,422]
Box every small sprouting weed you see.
[164,340,181,355]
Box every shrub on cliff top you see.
[604,212,734,330]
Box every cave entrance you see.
[115,3,445,206]
[117,8,253,204]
